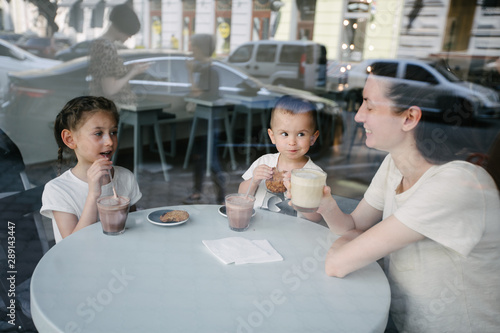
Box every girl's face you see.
[70,111,118,165]
[354,75,407,152]
[268,110,319,162]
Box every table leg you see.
[183,116,198,169]
[134,122,141,178]
[153,123,169,181]
[246,108,252,165]
[206,112,214,177]
[224,113,237,171]
[113,121,124,164]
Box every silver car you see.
[342,58,500,121]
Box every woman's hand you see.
[129,62,150,77]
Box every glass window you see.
[279,45,304,64]
[405,64,439,84]
[256,44,276,62]
[228,45,253,63]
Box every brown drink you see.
[97,196,130,235]
[225,194,255,232]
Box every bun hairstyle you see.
[53,96,119,175]
[109,4,141,36]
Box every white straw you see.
[108,169,118,199]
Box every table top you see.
[185,96,233,107]
[116,101,171,112]
[31,205,390,333]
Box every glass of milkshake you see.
[97,196,130,235]
[225,194,256,232]
[290,168,327,213]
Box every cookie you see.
[266,168,286,193]
[160,210,189,222]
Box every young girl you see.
[41,96,142,243]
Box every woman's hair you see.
[270,95,318,131]
[54,96,119,175]
[369,63,471,164]
[109,4,141,36]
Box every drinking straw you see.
[244,178,253,197]
[108,169,118,199]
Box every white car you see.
[0,39,60,103]
[342,58,500,121]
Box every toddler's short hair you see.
[270,95,318,131]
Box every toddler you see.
[239,95,323,221]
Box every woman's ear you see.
[267,128,276,144]
[310,130,320,146]
[61,129,76,149]
[403,106,422,131]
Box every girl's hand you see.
[253,164,273,183]
[87,158,113,198]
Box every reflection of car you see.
[54,40,127,61]
[0,39,60,103]
[3,49,337,165]
[0,32,23,43]
[16,36,71,59]
[226,40,327,91]
[54,40,92,61]
[342,58,500,119]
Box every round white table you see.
[31,205,390,333]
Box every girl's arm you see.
[53,190,100,238]
[53,159,112,239]
[325,215,425,277]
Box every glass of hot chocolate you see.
[225,194,256,231]
[97,196,130,235]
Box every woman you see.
[89,4,149,105]
[304,64,500,332]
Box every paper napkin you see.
[202,237,283,265]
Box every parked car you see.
[54,40,127,61]
[226,40,327,92]
[0,39,60,103]
[16,36,72,59]
[341,58,500,120]
[3,49,337,165]
[0,32,23,43]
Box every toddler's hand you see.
[252,164,273,183]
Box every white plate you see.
[218,205,256,218]
[147,209,189,226]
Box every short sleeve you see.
[364,155,395,211]
[394,163,487,256]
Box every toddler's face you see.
[268,110,319,162]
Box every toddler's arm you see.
[239,164,273,196]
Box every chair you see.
[1,128,50,331]
[0,127,51,253]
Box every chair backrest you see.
[0,127,29,193]
[0,128,52,253]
